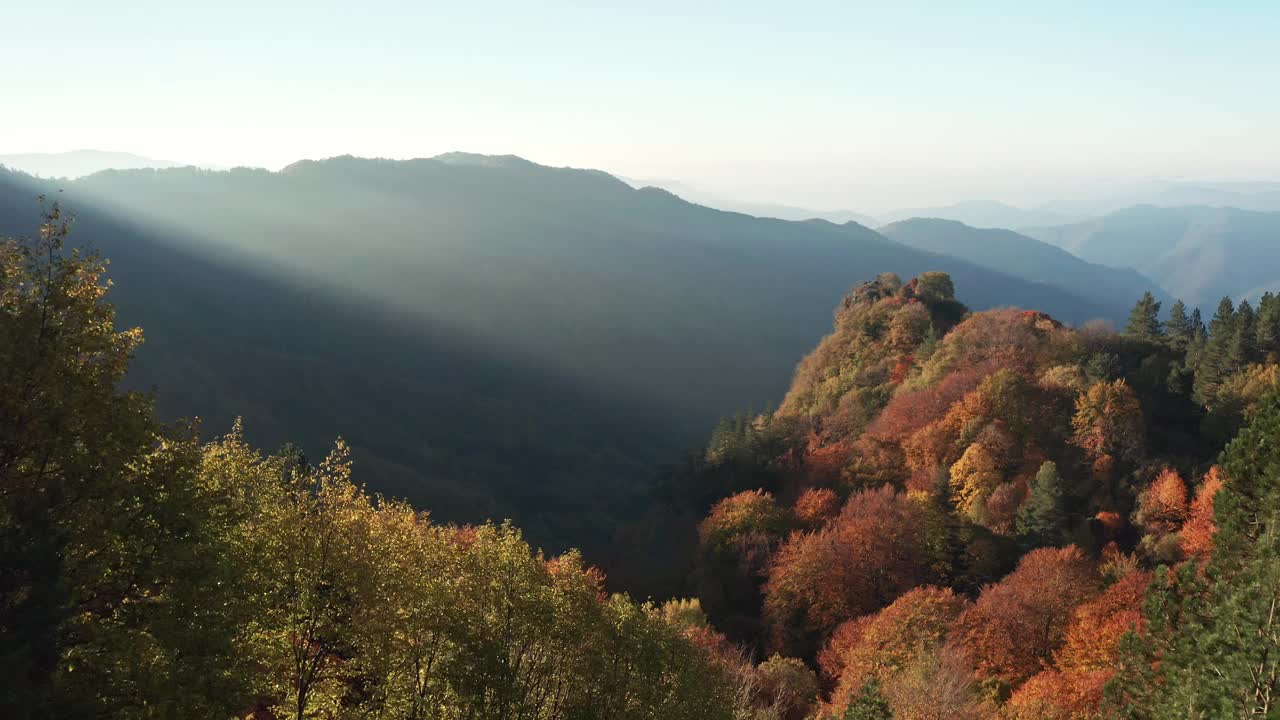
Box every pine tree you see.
[842,677,893,720]
[1194,297,1237,403]
[1125,292,1164,342]
[1257,292,1280,360]
[1185,307,1208,368]
[1016,461,1068,548]
[1227,299,1258,370]
[1164,300,1194,353]
[1106,390,1280,717]
[917,323,940,363]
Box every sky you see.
[3,0,1278,211]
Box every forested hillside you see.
[6,203,1280,718]
[616,271,1280,717]
[0,207,755,719]
[0,159,1131,552]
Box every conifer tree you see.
[1163,300,1193,353]
[1185,307,1208,368]
[1106,390,1280,717]
[1227,299,1257,370]
[1125,292,1163,342]
[842,678,893,720]
[1257,292,1280,360]
[1016,461,1068,548]
[1194,297,1237,402]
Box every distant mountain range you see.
[876,200,1083,229]
[1024,205,1280,310]
[0,154,1141,551]
[0,149,195,178]
[619,176,879,226]
[878,218,1168,313]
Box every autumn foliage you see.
[820,586,969,713]
[951,546,1099,687]
[764,486,939,651]
[1180,466,1224,559]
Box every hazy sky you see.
[4,1,1278,210]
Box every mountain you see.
[877,200,1081,229]
[1034,180,1280,218]
[1146,183,1280,212]
[649,269,1278,717]
[0,149,190,178]
[0,156,1130,552]
[1024,205,1280,309]
[620,176,879,225]
[878,218,1168,313]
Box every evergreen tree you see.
[1016,461,1068,548]
[1106,390,1280,717]
[1194,297,1237,403]
[1163,300,1194,353]
[842,677,893,720]
[1227,299,1258,370]
[1185,307,1208,368]
[1125,292,1163,342]
[917,323,940,363]
[1257,292,1280,360]
[1085,352,1122,383]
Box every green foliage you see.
[194,421,743,720]
[0,204,247,718]
[840,677,893,720]
[1107,390,1280,718]
[1258,292,1280,359]
[1163,299,1193,352]
[1125,291,1163,342]
[1194,296,1238,402]
[915,271,955,302]
[0,211,740,720]
[0,163,1128,558]
[1016,461,1068,548]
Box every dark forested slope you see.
[0,157,1130,551]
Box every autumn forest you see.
[5,192,1280,720]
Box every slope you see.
[1025,205,1280,309]
[879,218,1169,313]
[0,155,1129,554]
[0,149,190,178]
[876,200,1080,229]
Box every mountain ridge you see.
[0,153,1140,552]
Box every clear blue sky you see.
[4,0,1278,210]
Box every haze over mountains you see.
[0,149,194,178]
[1025,205,1280,309]
[0,152,1161,550]
[2,150,1277,551]
[878,218,1170,313]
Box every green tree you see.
[0,205,246,718]
[1228,299,1258,370]
[841,677,893,720]
[1163,300,1194,353]
[915,271,955,302]
[1016,461,1068,548]
[1258,292,1280,360]
[1106,390,1280,717]
[1194,296,1237,402]
[1125,292,1163,342]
